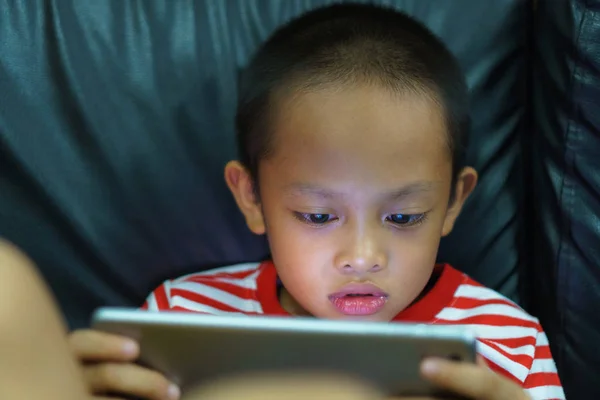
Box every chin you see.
[319,311,394,322]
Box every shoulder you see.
[142,261,271,314]
[171,261,266,284]
[437,271,540,328]
[433,266,540,330]
[436,271,546,383]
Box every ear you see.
[441,167,478,237]
[224,161,266,235]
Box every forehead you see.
[263,85,451,190]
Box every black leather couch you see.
[0,0,598,398]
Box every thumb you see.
[420,357,529,400]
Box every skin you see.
[226,85,476,321]
[182,371,383,400]
[0,240,89,400]
[181,356,529,400]
[67,84,528,399]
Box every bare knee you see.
[182,372,383,400]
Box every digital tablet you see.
[91,307,476,397]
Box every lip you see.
[328,283,389,316]
[329,283,388,298]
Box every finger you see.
[69,329,139,362]
[83,362,180,400]
[420,358,528,400]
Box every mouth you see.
[328,284,389,316]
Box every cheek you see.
[263,209,337,290]
[387,215,447,276]
[267,216,333,272]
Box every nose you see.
[334,225,388,275]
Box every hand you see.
[393,356,531,400]
[68,329,180,400]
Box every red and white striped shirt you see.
[142,261,564,400]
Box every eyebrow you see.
[285,181,439,200]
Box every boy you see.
[69,3,564,400]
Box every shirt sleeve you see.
[140,280,172,311]
[523,330,565,400]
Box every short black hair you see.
[235,2,469,196]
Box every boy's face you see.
[226,84,477,321]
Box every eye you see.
[308,214,330,224]
[295,213,337,225]
[386,213,426,227]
